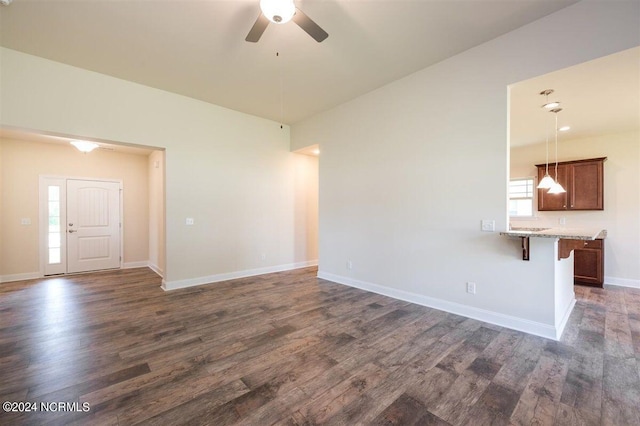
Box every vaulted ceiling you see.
[0,0,579,124]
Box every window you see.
[509,177,534,217]
[48,185,62,264]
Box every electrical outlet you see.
[467,282,476,294]
[261,253,266,261]
[347,260,353,270]
[185,217,194,225]
[481,220,495,232]
[559,217,566,226]
[20,218,31,225]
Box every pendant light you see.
[547,108,566,194]
[537,90,555,189]
[540,88,560,109]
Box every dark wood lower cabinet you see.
[574,239,604,287]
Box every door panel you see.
[570,162,603,210]
[67,180,121,273]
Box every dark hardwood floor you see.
[0,267,639,425]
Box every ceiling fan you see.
[246,0,329,43]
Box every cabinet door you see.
[574,239,603,287]
[538,164,568,211]
[569,161,603,210]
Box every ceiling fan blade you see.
[292,8,328,43]
[246,13,270,42]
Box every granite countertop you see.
[500,227,607,240]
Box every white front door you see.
[40,177,121,275]
[67,179,121,273]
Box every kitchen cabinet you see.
[536,157,605,211]
[574,239,604,287]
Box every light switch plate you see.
[481,220,495,232]
[186,218,194,226]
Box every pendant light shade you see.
[537,174,555,189]
[260,0,295,24]
[548,181,567,194]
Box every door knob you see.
[68,229,78,233]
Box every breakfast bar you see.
[501,227,607,260]
[500,227,607,339]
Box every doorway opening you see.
[39,176,122,275]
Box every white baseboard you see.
[555,296,577,340]
[147,262,164,278]
[605,276,640,289]
[162,260,318,291]
[123,261,150,269]
[123,261,163,278]
[317,271,562,341]
[0,272,41,283]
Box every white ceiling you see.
[510,46,640,147]
[0,0,579,125]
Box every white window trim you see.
[509,176,537,220]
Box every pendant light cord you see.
[277,51,283,129]
[554,111,559,180]
[545,119,550,175]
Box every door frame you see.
[38,175,124,276]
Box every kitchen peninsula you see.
[500,227,607,340]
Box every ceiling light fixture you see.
[540,88,560,109]
[260,0,295,24]
[547,108,566,194]
[70,140,99,153]
[537,90,555,189]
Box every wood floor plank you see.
[1,267,640,425]
[601,354,640,425]
[509,350,571,425]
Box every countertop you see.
[500,227,607,240]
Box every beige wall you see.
[0,140,3,276]
[511,131,640,284]
[0,138,150,277]
[1,47,320,286]
[148,149,165,275]
[293,153,319,263]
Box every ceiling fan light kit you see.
[246,0,329,43]
[260,0,295,24]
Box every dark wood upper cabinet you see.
[536,157,606,211]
